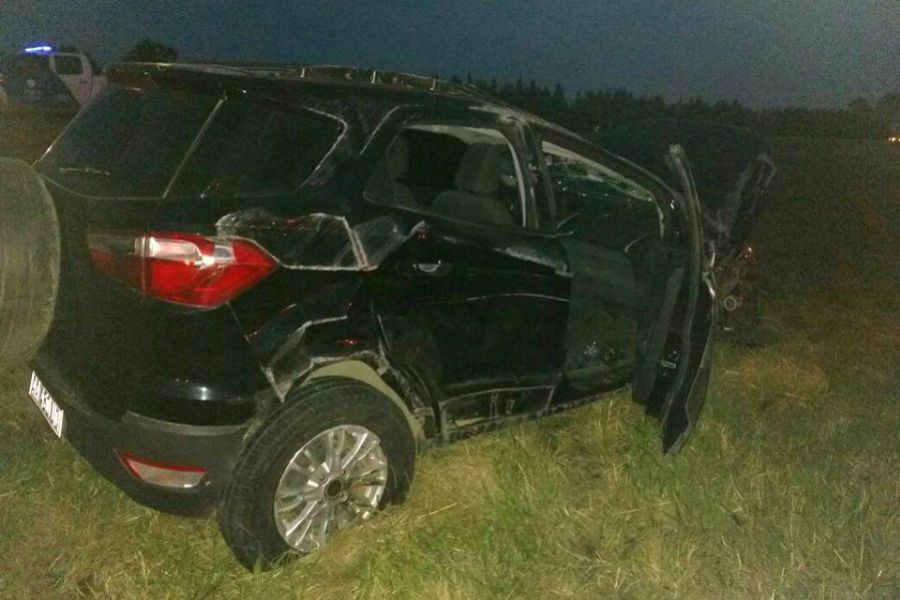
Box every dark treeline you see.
[447,74,900,140]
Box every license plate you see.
[27,372,64,438]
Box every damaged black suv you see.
[3,63,715,569]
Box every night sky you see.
[2,0,897,108]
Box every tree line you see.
[448,74,899,140]
[118,39,899,140]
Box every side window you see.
[542,140,655,231]
[174,97,343,197]
[366,124,525,228]
[53,55,84,76]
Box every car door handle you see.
[410,261,452,276]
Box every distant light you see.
[24,45,53,54]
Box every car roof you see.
[109,62,500,103]
[106,61,587,144]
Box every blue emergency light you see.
[24,45,54,54]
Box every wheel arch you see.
[302,360,426,444]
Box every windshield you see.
[40,85,217,197]
[9,54,51,77]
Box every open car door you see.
[632,145,717,453]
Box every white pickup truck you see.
[0,45,107,110]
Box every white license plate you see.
[27,372,64,438]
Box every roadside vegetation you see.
[0,130,896,598]
[0,111,72,163]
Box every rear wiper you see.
[57,166,111,177]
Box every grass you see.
[0,110,73,163]
[0,132,897,598]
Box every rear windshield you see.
[41,85,217,197]
[41,84,343,198]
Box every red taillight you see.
[88,232,277,307]
[118,452,207,489]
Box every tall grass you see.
[0,138,897,598]
[0,111,72,163]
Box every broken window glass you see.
[542,141,655,232]
[365,124,526,228]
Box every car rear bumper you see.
[30,353,250,517]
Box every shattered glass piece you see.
[499,244,569,275]
[216,210,361,270]
[351,216,426,267]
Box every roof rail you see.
[177,61,504,103]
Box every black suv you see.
[2,63,715,569]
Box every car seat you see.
[431,143,514,226]
[366,136,418,208]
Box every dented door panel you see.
[652,145,717,453]
[371,213,570,394]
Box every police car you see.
[0,44,106,110]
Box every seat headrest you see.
[455,143,503,195]
[386,137,410,178]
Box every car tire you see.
[0,158,60,370]
[218,377,416,570]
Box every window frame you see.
[362,112,534,232]
[533,127,666,237]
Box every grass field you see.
[0,111,73,163]
[0,132,897,598]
